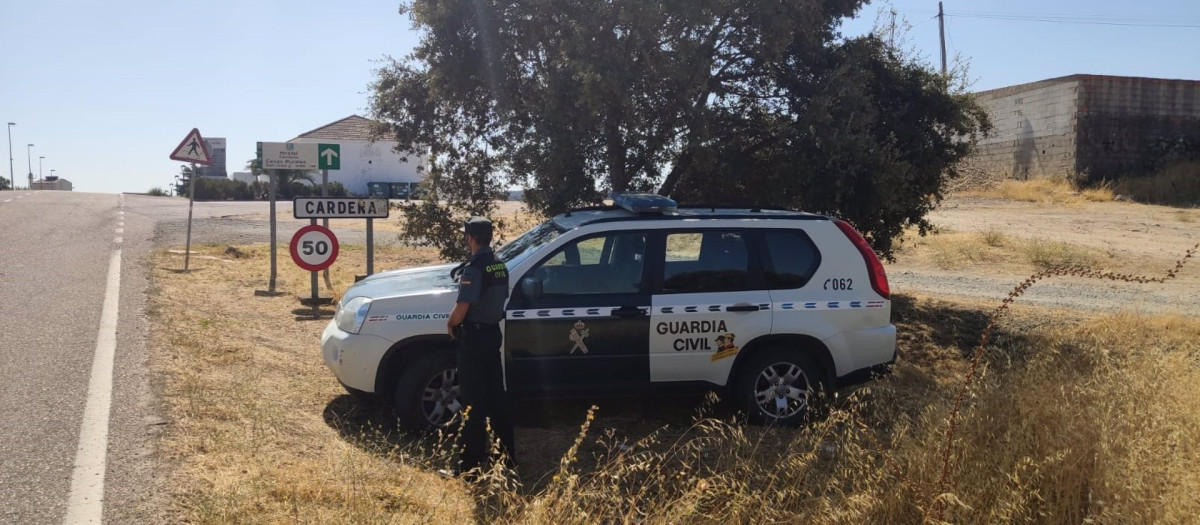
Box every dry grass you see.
[149,240,1200,523]
[961,177,1115,204]
[900,230,1102,272]
[481,312,1200,524]
[980,227,1007,248]
[1022,237,1096,269]
[151,243,482,523]
[1115,161,1200,206]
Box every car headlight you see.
[336,297,372,334]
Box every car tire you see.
[393,351,462,432]
[736,347,828,426]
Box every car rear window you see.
[762,229,820,289]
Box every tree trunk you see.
[658,148,692,197]
[606,114,628,193]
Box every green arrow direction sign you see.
[318,143,340,170]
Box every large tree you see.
[372,0,989,259]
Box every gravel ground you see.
[889,269,1197,316]
[887,196,1199,316]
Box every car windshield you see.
[496,220,563,267]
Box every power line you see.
[948,12,1200,29]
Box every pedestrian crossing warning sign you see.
[170,128,213,165]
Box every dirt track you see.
[887,197,1199,315]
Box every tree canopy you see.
[371,0,990,259]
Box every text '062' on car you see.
[321,193,896,431]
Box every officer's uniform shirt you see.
[456,247,509,325]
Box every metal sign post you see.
[184,163,197,270]
[310,217,319,318]
[169,128,212,272]
[268,171,277,292]
[367,217,374,275]
[321,169,332,290]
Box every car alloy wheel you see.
[420,367,462,427]
[753,361,813,421]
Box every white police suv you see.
[322,193,896,430]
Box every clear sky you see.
[2,0,1197,194]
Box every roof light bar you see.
[612,192,677,214]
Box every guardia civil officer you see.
[446,216,516,475]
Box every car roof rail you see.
[675,202,796,213]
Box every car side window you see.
[543,236,606,267]
[661,231,751,293]
[762,229,820,289]
[532,232,646,295]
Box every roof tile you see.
[291,115,394,142]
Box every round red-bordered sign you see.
[289,224,340,272]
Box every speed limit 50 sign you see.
[289,224,340,272]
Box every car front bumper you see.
[321,320,394,393]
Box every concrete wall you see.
[968,77,1080,180]
[32,178,72,191]
[290,138,426,196]
[1076,76,1200,183]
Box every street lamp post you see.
[51,169,56,179]
[6,122,14,190]
[26,144,34,189]
[38,156,44,180]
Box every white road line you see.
[3,199,11,203]
[63,247,121,524]
[114,228,123,234]
[113,236,122,244]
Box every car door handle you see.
[726,304,761,312]
[611,306,646,319]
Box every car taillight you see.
[832,219,890,300]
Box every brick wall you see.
[1076,76,1200,183]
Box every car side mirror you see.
[520,276,543,300]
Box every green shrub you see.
[192,178,254,201]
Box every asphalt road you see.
[0,191,150,523]
[0,193,387,524]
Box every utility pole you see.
[26,143,34,189]
[938,2,948,76]
[6,122,14,190]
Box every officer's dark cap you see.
[463,216,494,236]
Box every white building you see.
[289,115,426,196]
